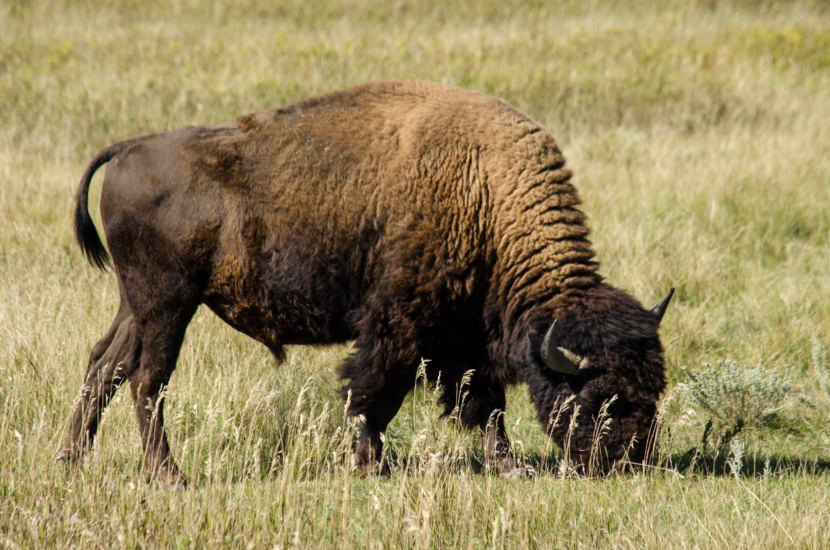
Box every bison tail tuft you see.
[75,199,110,270]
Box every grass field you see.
[2,0,829,547]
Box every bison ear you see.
[650,288,675,325]
[541,320,590,375]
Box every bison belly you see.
[203,222,370,356]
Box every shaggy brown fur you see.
[60,81,671,482]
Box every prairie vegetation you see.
[1,0,828,547]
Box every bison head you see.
[527,286,673,474]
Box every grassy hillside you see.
[1,0,828,547]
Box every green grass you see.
[2,0,829,547]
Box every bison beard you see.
[59,81,672,483]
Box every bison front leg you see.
[352,417,389,477]
[438,370,522,475]
[340,331,420,476]
[347,370,416,476]
[481,412,524,475]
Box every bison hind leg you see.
[58,302,140,465]
[124,298,199,487]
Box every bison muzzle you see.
[59,81,672,483]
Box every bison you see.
[59,80,672,483]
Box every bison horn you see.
[541,320,590,375]
[650,288,675,324]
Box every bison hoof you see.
[353,453,389,477]
[146,467,188,488]
[485,453,527,476]
[55,448,82,467]
[160,479,188,491]
[148,471,188,488]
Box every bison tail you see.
[74,139,139,270]
[75,145,118,269]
